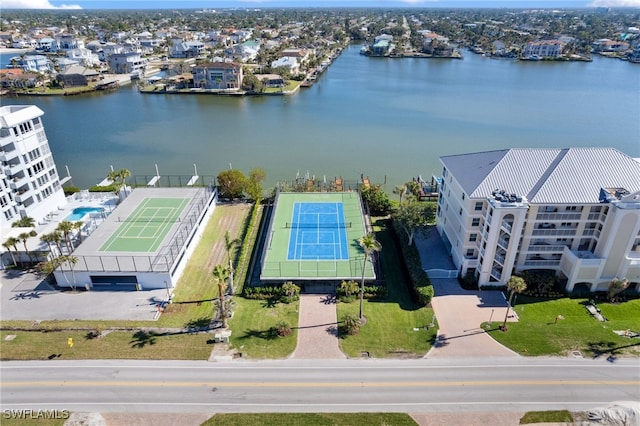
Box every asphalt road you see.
[1,358,638,414]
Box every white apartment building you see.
[522,40,565,58]
[0,105,66,228]
[436,148,640,294]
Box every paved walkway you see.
[292,294,345,359]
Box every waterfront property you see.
[54,186,217,290]
[436,147,640,294]
[260,191,374,284]
[193,62,243,90]
[0,105,67,228]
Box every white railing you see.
[425,269,457,279]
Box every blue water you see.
[65,207,104,221]
[1,46,638,190]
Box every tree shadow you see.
[10,291,42,300]
[588,340,640,359]
[261,297,279,308]
[238,328,278,341]
[130,331,157,348]
[173,298,215,305]
[184,317,211,329]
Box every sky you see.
[2,0,640,10]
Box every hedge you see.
[390,219,434,306]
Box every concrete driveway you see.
[1,270,167,321]
[414,232,518,358]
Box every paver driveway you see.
[292,294,345,359]
[414,232,519,358]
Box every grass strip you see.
[520,410,573,424]
[202,413,418,426]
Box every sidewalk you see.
[292,294,346,359]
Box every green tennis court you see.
[261,192,375,280]
[99,198,189,253]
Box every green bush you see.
[243,282,300,303]
[63,186,80,196]
[341,313,361,336]
[336,284,386,301]
[89,184,117,193]
[416,285,434,306]
[273,321,292,337]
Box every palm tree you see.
[358,233,382,321]
[393,184,407,204]
[501,276,527,331]
[18,230,37,264]
[40,231,61,260]
[2,237,19,267]
[212,264,231,328]
[57,221,75,253]
[224,231,241,294]
[73,221,84,244]
[54,255,79,290]
[11,216,35,228]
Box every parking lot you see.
[1,269,168,321]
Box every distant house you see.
[57,65,100,87]
[67,47,100,67]
[170,39,206,58]
[279,48,311,63]
[256,73,285,88]
[630,45,640,63]
[226,39,260,63]
[192,62,243,90]
[370,34,394,56]
[593,39,630,53]
[57,34,84,50]
[36,37,59,52]
[8,55,52,73]
[522,40,565,59]
[271,56,300,76]
[0,70,41,89]
[107,52,146,74]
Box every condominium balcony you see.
[527,244,569,253]
[535,212,582,221]
[522,259,561,267]
[497,237,510,249]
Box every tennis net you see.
[117,216,181,223]
[285,222,351,229]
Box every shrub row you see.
[336,285,387,302]
[234,201,261,293]
[89,184,118,193]
[391,219,434,306]
[243,282,301,304]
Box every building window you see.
[469,234,478,242]
[474,201,483,211]
[462,193,465,200]
[459,208,463,216]
[466,249,475,257]
[472,218,480,227]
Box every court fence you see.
[65,186,217,274]
[260,257,373,279]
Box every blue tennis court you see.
[287,202,349,260]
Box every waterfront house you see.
[170,39,206,58]
[9,55,52,73]
[107,52,147,74]
[57,65,99,87]
[0,70,41,90]
[522,40,565,59]
[192,62,243,90]
[67,47,101,68]
[371,34,394,56]
[436,148,640,294]
[271,56,300,76]
[36,37,59,52]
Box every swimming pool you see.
[65,207,105,221]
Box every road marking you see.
[3,380,638,388]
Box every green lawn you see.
[202,413,417,426]
[485,297,640,357]
[228,298,299,359]
[520,410,573,424]
[337,219,437,358]
[0,330,212,360]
